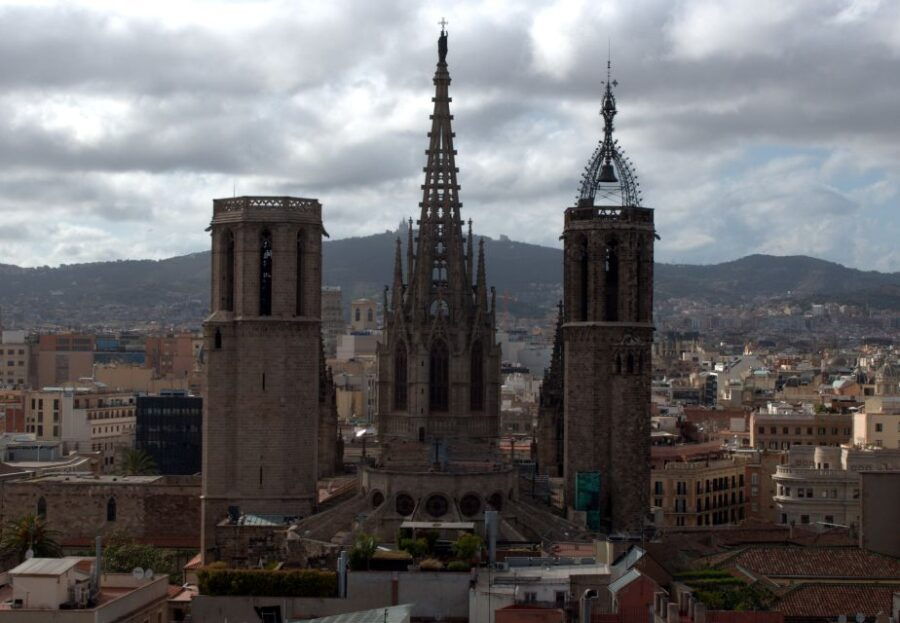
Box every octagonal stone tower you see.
[201,196,326,562]
[562,70,655,535]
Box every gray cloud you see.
[0,0,897,272]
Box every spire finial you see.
[438,20,448,63]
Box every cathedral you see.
[200,28,654,559]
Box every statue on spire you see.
[438,18,448,63]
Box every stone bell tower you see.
[201,196,326,562]
[562,66,655,534]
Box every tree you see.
[348,532,377,570]
[0,514,63,561]
[104,541,178,580]
[452,533,483,562]
[117,448,158,476]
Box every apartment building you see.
[0,332,29,389]
[852,396,900,449]
[750,401,852,449]
[773,444,900,529]
[651,458,747,528]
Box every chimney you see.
[485,510,498,564]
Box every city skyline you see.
[1,0,899,272]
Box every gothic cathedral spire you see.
[377,26,500,456]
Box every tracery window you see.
[394,342,408,410]
[429,339,449,411]
[470,340,484,411]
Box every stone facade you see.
[0,474,200,548]
[201,196,333,562]
[561,77,655,534]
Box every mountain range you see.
[1,230,899,329]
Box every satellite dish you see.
[856,614,865,623]
[24,548,34,560]
[132,567,144,580]
[144,568,154,579]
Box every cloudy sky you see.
[0,0,898,271]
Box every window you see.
[394,343,408,411]
[577,239,589,321]
[37,497,46,519]
[654,481,663,495]
[259,230,273,316]
[853,488,859,499]
[800,515,809,524]
[825,515,834,524]
[107,497,117,522]
[603,240,618,321]
[367,309,374,322]
[295,231,304,316]
[470,340,484,411]
[355,308,361,322]
[429,339,449,411]
[223,230,235,311]
[758,426,765,434]
[875,423,883,432]
[770,426,776,434]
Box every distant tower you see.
[562,68,655,533]
[376,26,501,458]
[537,303,565,477]
[201,196,327,562]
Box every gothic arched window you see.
[578,240,589,321]
[429,339,449,411]
[37,496,46,519]
[367,309,374,322]
[627,352,635,374]
[214,328,222,350]
[223,230,235,312]
[635,243,644,323]
[604,240,619,322]
[106,497,117,522]
[355,308,361,322]
[295,230,304,316]
[394,342,408,411]
[470,340,484,411]
[259,230,273,316]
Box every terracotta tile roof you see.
[776,583,900,617]
[717,546,900,579]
